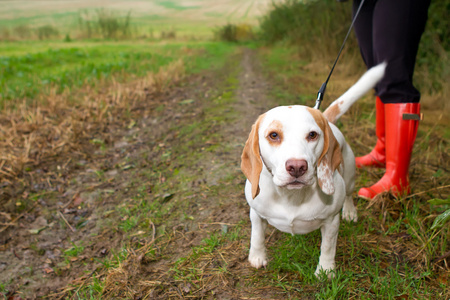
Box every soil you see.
[1,47,449,299]
[0,48,282,299]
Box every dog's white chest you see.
[265,214,323,235]
[245,174,345,236]
[251,199,327,235]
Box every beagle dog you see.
[241,63,386,277]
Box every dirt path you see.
[123,48,285,299]
[235,48,272,121]
[2,45,449,299]
[0,48,287,299]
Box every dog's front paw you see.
[342,207,358,222]
[314,263,335,279]
[248,248,267,269]
[342,199,358,222]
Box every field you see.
[0,1,449,299]
[0,41,237,103]
[0,0,275,40]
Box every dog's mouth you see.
[272,171,313,189]
[285,180,308,189]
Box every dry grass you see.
[97,228,253,299]
[64,49,448,299]
[0,59,185,184]
[1,46,448,299]
[260,43,449,283]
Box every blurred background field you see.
[0,41,237,103]
[0,0,270,107]
[0,0,273,40]
[0,0,447,110]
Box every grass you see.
[64,242,85,262]
[155,1,201,11]
[77,9,132,39]
[258,0,450,112]
[239,196,448,298]
[56,48,245,298]
[63,45,447,299]
[259,0,358,60]
[192,45,446,298]
[260,45,313,105]
[0,40,237,220]
[3,41,446,298]
[0,41,236,106]
[0,1,266,41]
[0,1,448,299]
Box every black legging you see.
[353,0,431,103]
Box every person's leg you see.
[352,0,376,69]
[372,0,431,103]
[358,0,431,199]
[355,96,385,168]
[353,0,387,168]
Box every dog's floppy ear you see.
[241,114,265,199]
[307,108,342,195]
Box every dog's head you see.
[241,106,342,199]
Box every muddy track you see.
[0,48,286,299]
[236,48,272,121]
[2,45,449,299]
[126,48,286,299]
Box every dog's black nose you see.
[286,159,308,178]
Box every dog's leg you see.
[248,208,268,268]
[315,214,340,278]
[342,195,358,222]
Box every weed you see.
[0,12,447,296]
[259,0,357,59]
[63,242,85,266]
[96,248,128,270]
[13,25,33,39]
[0,282,10,297]
[214,23,254,43]
[36,25,59,40]
[29,243,45,256]
[269,232,321,283]
[119,215,139,232]
[156,1,200,11]
[315,269,351,299]
[429,198,450,230]
[160,30,176,39]
[259,0,450,100]
[201,234,221,253]
[77,9,132,39]
[64,243,85,257]
[72,275,103,299]
[64,34,72,42]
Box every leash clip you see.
[314,82,327,110]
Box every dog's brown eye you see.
[269,132,279,140]
[308,131,318,141]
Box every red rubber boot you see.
[355,97,386,168]
[358,103,420,200]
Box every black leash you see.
[313,0,366,110]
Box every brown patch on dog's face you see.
[306,107,343,195]
[264,120,283,146]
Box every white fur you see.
[244,64,385,277]
[324,62,386,123]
